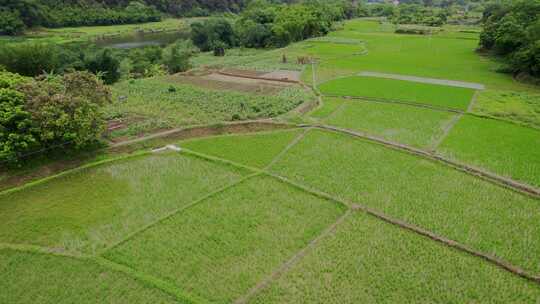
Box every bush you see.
[0,42,63,77]
[84,49,121,84]
[191,18,236,52]
[162,41,196,73]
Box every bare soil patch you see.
[164,72,291,95]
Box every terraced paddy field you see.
[2,17,540,303]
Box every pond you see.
[94,30,190,49]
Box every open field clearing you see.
[322,97,457,148]
[0,153,247,253]
[0,249,179,304]
[321,20,522,90]
[180,129,303,168]
[438,116,540,188]
[109,78,313,137]
[250,212,540,304]
[319,76,475,111]
[105,175,346,303]
[269,129,540,273]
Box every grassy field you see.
[0,153,248,253]
[438,116,540,187]
[269,130,540,273]
[105,175,345,303]
[0,249,179,304]
[180,129,303,168]
[322,97,458,148]
[109,78,313,137]
[251,212,540,304]
[319,76,475,111]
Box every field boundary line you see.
[266,176,540,285]
[323,93,465,114]
[0,242,89,259]
[233,210,353,304]
[348,201,540,284]
[99,172,261,255]
[429,113,464,152]
[157,148,540,284]
[265,128,312,170]
[323,99,348,122]
[316,125,540,198]
[428,90,480,152]
[94,256,210,304]
[178,127,303,145]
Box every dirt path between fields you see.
[358,71,486,90]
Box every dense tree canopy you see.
[479,0,540,78]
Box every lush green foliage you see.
[0,153,247,252]
[190,18,236,52]
[0,71,111,165]
[252,212,540,303]
[84,49,121,84]
[0,0,161,35]
[319,76,475,110]
[0,250,178,303]
[323,98,457,148]
[438,115,540,187]
[0,42,65,77]
[479,0,540,77]
[106,175,345,303]
[181,129,302,168]
[270,129,540,273]
[0,73,37,165]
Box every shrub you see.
[162,41,195,73]
[84,49,121,84]
[0,42,63,77]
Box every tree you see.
[19,71,112,149]
[190,18,236,52]
[84,49,121,84]
[0,9,25,35]
[0,71,36,165]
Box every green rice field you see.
[2,17,540,304]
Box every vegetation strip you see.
[323,94,464,114]
[176,149,540,285]
[99,172,261,255]
[315,125,540,198]
[94,257,209,304]
[233,210,353,304]
[358,71,486,90]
